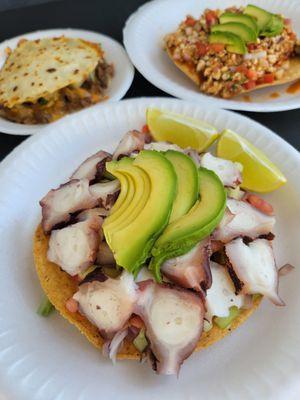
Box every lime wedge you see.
[146,108,219,152]
[217,129,287,193]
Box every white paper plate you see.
[0,28,134,135]
[0,98,299,400]
[123,0,300,112]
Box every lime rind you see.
[217,129,286,192]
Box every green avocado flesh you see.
[164,150,199,223]
[214,306,240,329]
[103,150,177,274]
[150,168,226,281]
[244,4,272,31]
[209,31,246,55]
[211,22,257,43]
[220,12,258,35]
[105,159,151,233]
[104,158,133,224]
[260,14,284,37]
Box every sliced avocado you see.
[209,31,246,55]
[260,14,284,37]
[105,159,151,232]
[150,168,226,281]
[104,158,134,228]
[214,306,240,329]
[164,150,199,223]
[103,150,177,274]
[244,4,272,32]
[211,22,257,43]
[220,12,258,35]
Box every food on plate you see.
[164,4,300,98]
[0,37,114,124]
[147,108,219,151]
[34,107,292,375]
[217,129,287,192]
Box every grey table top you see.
[0,0,299,162]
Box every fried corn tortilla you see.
[166,47,300,95]
[33,224,262,360]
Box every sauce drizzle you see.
[270,92,280,99]
[243,95,251,102]
[286,80,300,94]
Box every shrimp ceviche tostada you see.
[165,4,300,98]
[34,108,293,375]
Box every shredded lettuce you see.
[37,295,54,317]
[214,306,240,329]
[226,186,244,200]
[133,328,148,352]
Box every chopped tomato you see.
[205,10,218,26]
[245,194,274,216]
[247,43,257,51]
[185,16,196,27]
[236,65,258,80]
[72,274,80,283]
[236,64,248,74]
[284,18,291,25]
[243,80,256,90]
[256,77,264,85]
[129,315,145,329]
[195,42,209,56]
[246,69,258,80]
[263,73,275,84]
[66,298,78,313]
[209,43,225,53]
[142,124,150,134]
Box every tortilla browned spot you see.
[166,47,300,96]
[33,224,262,361]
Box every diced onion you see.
[244,51,267,60]
[108,328,128,364]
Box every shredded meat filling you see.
[0,59,114,124]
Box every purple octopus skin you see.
[134,280,204,375]
[47,214,102,276]
[161,238,212,294]
[70,150,112,181]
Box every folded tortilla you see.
[166,47,300,95]
[0,37,102,108]
[33,224,262,360]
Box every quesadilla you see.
[0,36,114,124]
